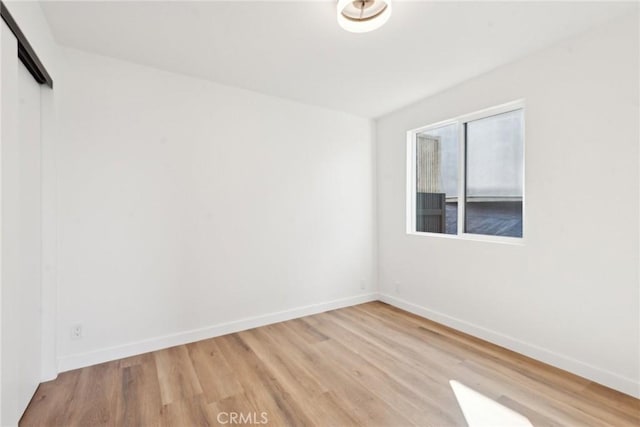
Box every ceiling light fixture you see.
[337,0,392,33]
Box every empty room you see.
[1,0,639,425]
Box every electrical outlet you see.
[71,324,83,339]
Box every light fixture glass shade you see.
[337,0,392,33]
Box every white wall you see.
[55,47,376,370]
[376,14,639,397]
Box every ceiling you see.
[41,1,634,118]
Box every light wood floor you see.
[20,302,639,426]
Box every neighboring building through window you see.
[408,101,524,240]
[415,123,458,234]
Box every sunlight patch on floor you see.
[450,380,533,427]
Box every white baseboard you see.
[378,293,640,399]
[57,293,378,373]
[57,291,640,400]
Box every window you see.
[407,101,524,240]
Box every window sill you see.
[406,231,525,246]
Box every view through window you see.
[415,124,458,234]
[411,103,524,239]
[466,109,524,238]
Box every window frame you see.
[406,99,525,244]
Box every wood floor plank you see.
[63,361,120,426]
[580,382,640,419]
[359,302,640,425]
[457,358,634,427]
[314,334,459,426]
[238,328,328,399]
[247,321,410,426]
[214,333,315,426]
[186,339,243,404]
[363,302,592,393]
[276,321,417,426]
[210,393,262,426]
[115,353,162,426]
[240,326,369,426]
[159,395,212,427]
[454,359,613,426]
[20,302,640,426]
[496,395,566,427]
[154,345,204,405]
[18,370,81,427]
[326,308,462,376]
[304,314,467,424]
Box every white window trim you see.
[406,99,526,245]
